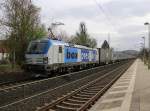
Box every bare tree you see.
[0,0,46,65]
[71,22,97,48]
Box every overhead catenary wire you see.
[93,0,119,33]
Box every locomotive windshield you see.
[27,41,49,54]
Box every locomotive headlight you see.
[43,57,48,64]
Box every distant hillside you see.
[121,50,139,56]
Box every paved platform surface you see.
[89,59,150,111]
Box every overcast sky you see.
[33,0,150,51]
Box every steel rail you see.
[78,64,128,111]
[0,60,133,111]
[0,61,125,107]
[36,61,132,111]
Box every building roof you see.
[101,40,110,49]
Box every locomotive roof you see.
[32,38,68,45]
[50,39,68,46]
[33,38,96,50]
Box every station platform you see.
[89,59,150,111]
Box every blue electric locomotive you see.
[24,38,99,75]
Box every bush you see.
[0,59,9,64]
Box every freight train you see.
[24,37,133,76]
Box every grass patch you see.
[0,64,22,73]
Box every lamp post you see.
[141,36,146,64]
[144,22,150,69]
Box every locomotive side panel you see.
[64,46,78,63]
[58,45,64,63]
[81,49,89,62]
[52,45,59,64]
[77,48,81,62]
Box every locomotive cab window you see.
[59,46,62,53]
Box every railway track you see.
[0,62,119,106]
[0,72,33,89]
[36,61,132,111]
[0,60,134,111]
[0,78,42,89]
[0,63,112,89]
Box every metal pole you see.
[144,37,146,64]
[142,37,146,64]
[144,22,150,69]
[148,25,150,69]
[12,33,16,70]
[13,50,15,69]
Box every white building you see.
[0,52,7,60]
[0,40,8,61]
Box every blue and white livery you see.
[24,38,99,74]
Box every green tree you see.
[30,24,47,40]
[0,0,47,65]
[71,22,97,48]
[88,38,97,48]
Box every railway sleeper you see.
[91,84,107,87]
[79,91,96,95]
[82,89,99,93]
[70,97,89,102]
[67,99,86,104]
[87,86,104,90]
[95,82,110,86]
[85,86,101,89]
[55,105,77,111]
[61,101,81,108]
[76,93,93,98]
[85,88,101,92]
[72,95,91,100]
